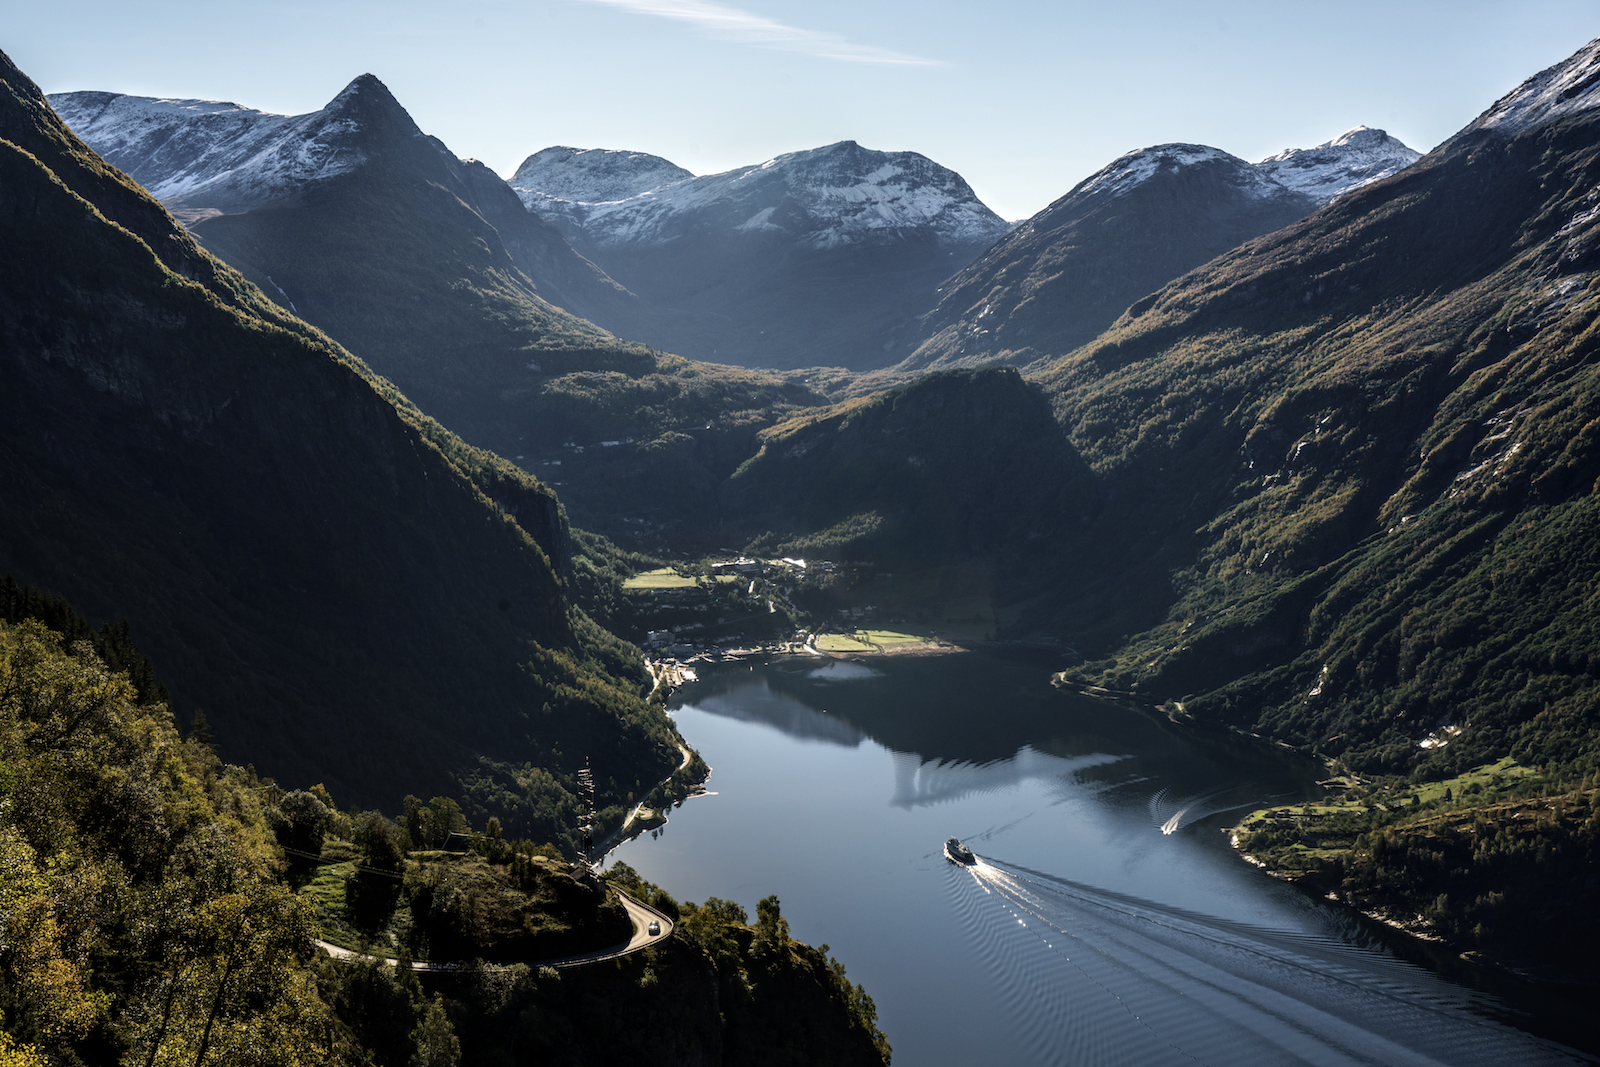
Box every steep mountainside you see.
[509,140,1014,370]
[0,590,887,1067]
[897,130,1418,375]
[52,80,830,537]
[1034,37,1600,780]
[2,49,681,841]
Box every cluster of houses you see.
[631,556,833,660]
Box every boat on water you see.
[944,837,976,866]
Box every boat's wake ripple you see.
[946,857,1588,1066]
[1148,786,1261,835]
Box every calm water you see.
[607,653,1594,1066]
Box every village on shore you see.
[625,555,984,698]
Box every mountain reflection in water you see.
[889,748,1124,810]
[693,674,866,747]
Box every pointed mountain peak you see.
[1330,125,1395,147]
[323,72,415,130]
[1470,36,1600,137]
[330,72,389,105]
[1258,125,1417,162]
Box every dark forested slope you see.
[721,367,1090,565]
[0,48,680,843]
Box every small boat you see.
[944,837,976,866]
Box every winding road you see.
[592,741,695,857]
[314,887,675,972]
[314,741,693,973]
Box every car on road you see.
[648,920,661,936]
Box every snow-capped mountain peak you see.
[1256,126,1421,202]
[1064,129,1420,209]
[510,146,692,205]
[1471,36,1600,136]
[46,74,426,215]
[511,139,1010,252]
[49,84,373,213]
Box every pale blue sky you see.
[7,1,1598,218]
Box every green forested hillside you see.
[1230,760,1600,977]
[0,612,331,1065]
[1033,103,1600,780]
[0,47,678,844]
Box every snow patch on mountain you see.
[49,79,378,211]
[510,139,1010,251]
[1257,126,1421,202]
[1471,36,1600,136]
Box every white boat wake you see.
[946,856,1588,1066]
[1148,786,1262,835]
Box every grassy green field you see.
[856,629,926,645]
[297,839,412,958]
[814,628,940,653]
[815,633,878,652]
[623,567,700,590]
[1232,755,1542,840]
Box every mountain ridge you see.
[48,76,837,537]
[505,138,1013,370]
[50,76,641,328]
[511,138,1013,252]
[886,126,1420,379]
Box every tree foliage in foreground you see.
[0,614,333,1065]
[0,584,884,1065]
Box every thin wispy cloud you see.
[576,0,941,66]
